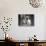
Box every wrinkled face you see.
[29,0,42,8]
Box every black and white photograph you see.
[0,0,46,46]
[18,14,34,26]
